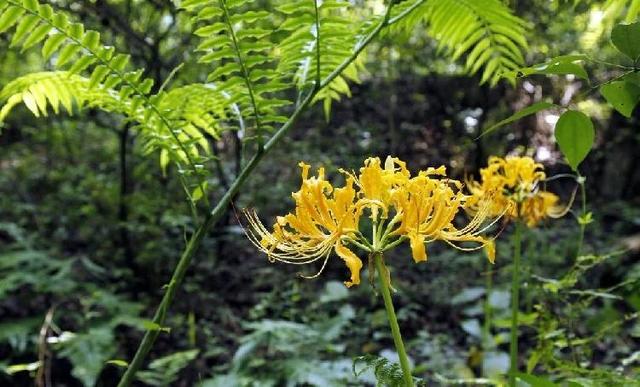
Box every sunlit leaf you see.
[611,22,640,61]
[600,81,640,118]
[554,110,594,171]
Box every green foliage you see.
[611,21,640,62]
[2,0,639,386]
[0,71,118,122]
[183,0,289,138]
[275,0,365,116]
[600,80,640,118]
[136,349,199,386]
[514,372,558,387]
[353,354,425,387]
[0,0,214,196]
[554,110,595,171]
[529,249,640,386]
[393,0,528,85]
[203,305,356,386]
[508,55,590,81]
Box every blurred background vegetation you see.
[0,0,639,385]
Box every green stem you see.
[374,253,414,387]
[576,173,587,257]
[482,259,493,356]
[509,220,522,387]
[117,6,398,386]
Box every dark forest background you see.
[1,0,639,385]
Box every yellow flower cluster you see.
[245,157,498,287]
[466,156,568,227]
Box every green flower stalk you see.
[466,155,571,386]
[245,157,499,384]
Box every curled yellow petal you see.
[484,239,496,264]
[335,242,363,287]
[408,232,427,263]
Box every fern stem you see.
[313,0,321,88]
[117,4,399,385]
[374,253,414,387]
[509,219,522,387]
[387,0,426,26]
[219,0,264,147]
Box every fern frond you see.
[182,0,289,139]
[0,72,227,186]
[353,355,423,387]
[391,0,528,86]
[0,0,215,198]
[0,71,97,122]
[275,0,368,116]
[146,84,230,173]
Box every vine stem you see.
[575,172,587,257]
[509,219,522,387]
[374,253,414,387]
[116,4,398,386]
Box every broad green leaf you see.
[554,110,594,171]
[478,101,555,138]
[600,81,640,117]
[515,372,558,387]
[623,72,640,87]
[511,55,589,80]
[611,22,640,61]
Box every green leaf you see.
[56,43,81,67]
[22,0,38,12]
[554,110,594,171]
[5,361,40,375]
[515,55,589,80]
[0,6,25,34]
[515,372,558,387]
[106,359,129,368]
[42,33,67,59]
[611,22,640,61]
[10,14,39,47]
[81,30,100,51]
[478,101,555,138]
[21,22,51,50]
[600,81,640,118]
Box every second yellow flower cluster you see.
[466,156,569,227]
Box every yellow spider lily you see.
[466,156,570,227]
[245,162,364,287]
[246,157,499,287]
